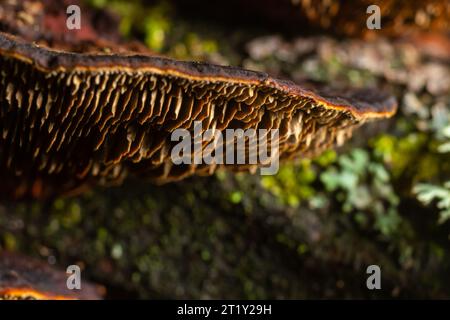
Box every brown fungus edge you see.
[0,32,397,120]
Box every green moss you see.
[229,191,243,204]
[261,161,316,207]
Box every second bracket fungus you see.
[170,0,450,38]
[0,252,103,300]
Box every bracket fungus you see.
[0,2,397,199]
[0,252,103,300]
[170,0,450,38]
[0,32,397,198]
[0,0,149,54]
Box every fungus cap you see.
[0,32,397,199]
[0,252,103,300]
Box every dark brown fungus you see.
[0,0,149,54]
[0,251,103,300]
[0,32,396,199]
[169,0,450,38]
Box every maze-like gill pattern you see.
[0,34,396,199]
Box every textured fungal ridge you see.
[0,33,396,199]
